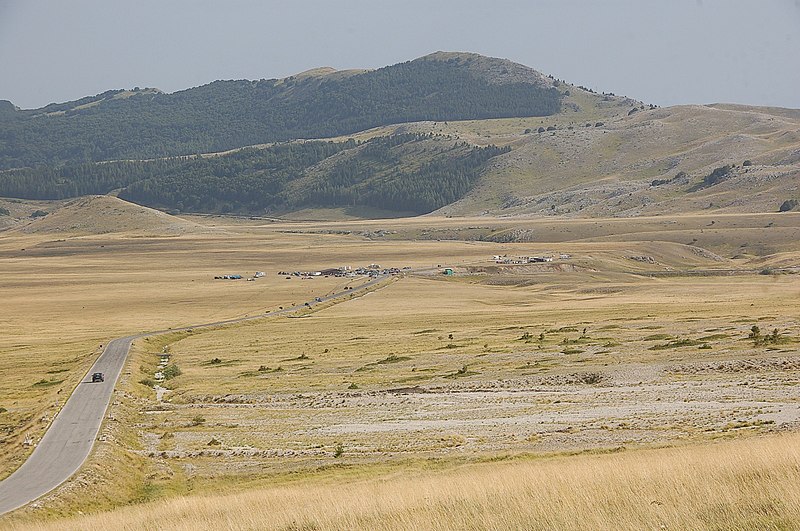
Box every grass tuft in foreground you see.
[12,432,800,530]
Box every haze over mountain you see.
[0,52,798,219]
[0,52,559,169]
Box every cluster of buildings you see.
[215,264,410,282]
[492,254,571,264]
[278,264,408,279]
[213,271,265,281]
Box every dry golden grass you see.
[433,103,800,218]
[89,266,795,481]
[13,431,800,530]
[0,198,71,231]
[3,203,800,528]
[15,196,208,235]
[2,85,799,529]
[238,211,800,257]
[155,272,800,397]
[0,216,545,477]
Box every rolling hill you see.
[431,103,800,217]
[0,52,561,169]
[0,51,797,219]
[13,195,211,236]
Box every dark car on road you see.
[91,372,104,383]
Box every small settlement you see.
[214,265,407,281]
[492,254,570,264]
[277,264,404,279]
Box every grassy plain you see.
[13,431,800,530]
[2,202,800,528]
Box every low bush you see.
[162,364,182,380]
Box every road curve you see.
[0,275,390,515]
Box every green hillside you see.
[0,53,559,169]
[3,51,797,219]
[0,134,508,215]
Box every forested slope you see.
[0,134,508,215]
[0,53,559,169]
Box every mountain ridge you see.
[1,52,797,219]
[1,51,562,113]
[0,52,567,170]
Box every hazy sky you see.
[1,0,798,110]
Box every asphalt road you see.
[0,274,389,515]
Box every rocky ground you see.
[125,352,800,478]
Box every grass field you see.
[11,431,800,530]
[2,203,800,528]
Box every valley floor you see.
[1,211,799,528]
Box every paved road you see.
[0,337,133,515]
[0,275,390,515]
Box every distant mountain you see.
[6,52,794,220]
[431,103,800,218]
[0,52,562,170]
